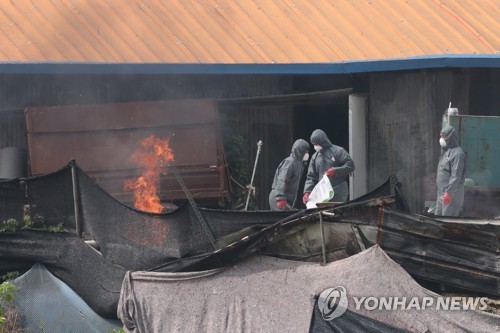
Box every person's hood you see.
[291,139,310,160]
[310,129,333,148]
[440,125,459,149]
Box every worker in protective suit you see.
[303,129,355,204]
[269,139,310,211]
[435,125,467,216]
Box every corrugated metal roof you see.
[0,1,498,64]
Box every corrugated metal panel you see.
[223,104,293,209]
[0,73,295,111]
[0,110,26,149]
[368,71,471,213]
[0,1,497,64]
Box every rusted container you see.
[25,99,230,206]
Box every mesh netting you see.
[25,167,76,229]
[77,165,212,269]
[75,165,295,269]
[0,178,24,225]
[0,161,398,276]
[1,161,396,267]
[0,162,299,318]
[0,160,407,321]
[0,161,296,270]
[0,178,33,275]
[0,230,125,318]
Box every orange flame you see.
[124,135,174,213]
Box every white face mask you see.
[439,138,447,147]
[313,145,322,152]
[302,153,309,161]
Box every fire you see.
[124,135,174,213]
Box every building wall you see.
[469,69,500,116]
[0,73,296,209]
[367,70,471,213]
[220,104,294,209]
[0,73,295,110]
[0,69,497,211]
[0,110,26,149]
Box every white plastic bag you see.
[306,174,334,209]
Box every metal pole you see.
[386,124,394,176]
[319,212,327,266]
[70,161,82,238]
[447,102,452,125]
[245,140,263,211]
[170,165,216,249]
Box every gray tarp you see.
[118,246,499,332]
[13,263,122,333]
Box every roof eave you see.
[0,55,498,75]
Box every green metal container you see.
[444,114,500,188]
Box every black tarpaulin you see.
[76,165,295,269]
[0,162,295,271]
[0,163,307,317]
[0,230,126,318]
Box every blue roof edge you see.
[0,55,498,75]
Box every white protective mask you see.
[439,138,447,148]
[302,153,309,161]
[313,145,322,152]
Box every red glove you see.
[303,192,310,204]
[442,192,452,205]
[276,200,287,209]
[325,167,335,177]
